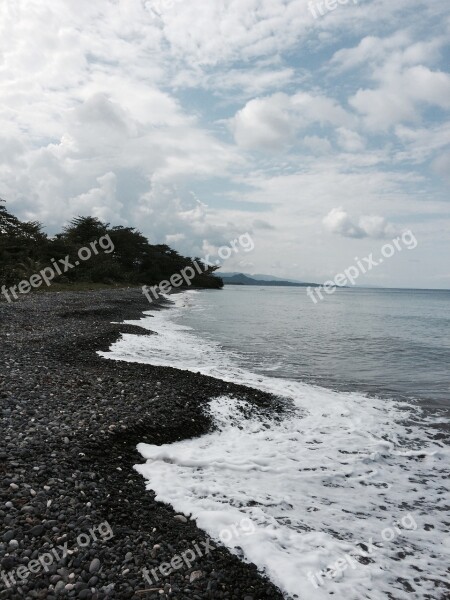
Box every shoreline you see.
[0,288,287,599]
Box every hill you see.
[221,273,319,287]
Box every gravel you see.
[0,288,287,599]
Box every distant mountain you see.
[219,272,243,278]
[251,273,307,284]
[220,273,319,287]
[220,272,305,283]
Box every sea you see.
[101,286,450,600]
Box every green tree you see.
[0,199,48,286]
[0,200,223,291]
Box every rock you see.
[189,570,203,583]
[0,288,286,600]
[174,515,188,523]
[30,524,44,537]
[54,580,65,594]
[21,505,34,514]
[2,530,15,543]
[89,558,101,573]
[1,556,17,570]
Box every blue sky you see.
[0,0,449,287]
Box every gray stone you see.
[174,515,188,523]
[2,531,15,543]
[190,570,203,583]
[30,524,44,537]
[89,558,101,573]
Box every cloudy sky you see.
[1,0,449,288]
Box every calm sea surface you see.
[173,286,450,410]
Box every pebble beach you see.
[0,288,287,600]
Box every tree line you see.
[0,199,223,290]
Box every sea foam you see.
[100,291,450,600]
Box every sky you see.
[0,0,449,288]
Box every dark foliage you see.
[0,200,223,290]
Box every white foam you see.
[100,291,450,600]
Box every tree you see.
[0,200,223,290]
[108,226,150,272]
[0,199,48,286]
[62,216,109,246]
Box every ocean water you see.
[100,287,450,600]
[169,286,450,408]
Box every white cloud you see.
[323,207,366,238]
[350,65,450,130]
[323,208,398,239]
[331,32,442,73]
[358,214,397,239]
[335,127,365,152]
[336,32,450,130]
[0,0,449,287]
[394,122,450,163]
[158,0,312,67]
[302,135,332,154]
[231,92,352,150]
[69,172,124,224]
[231,94,294,150]
[173,64,296,99]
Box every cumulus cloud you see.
[323,208,397,239]
[330,32,441,74]
[134,182,259,258]
[350,66,450,130]
[230,92,352,150]
[68,172,124,224]
[0,0,449,287]
[334,32,450,130]
[231,94,294,150]
[335,128,365,152]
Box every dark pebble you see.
[0,289,287,600]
